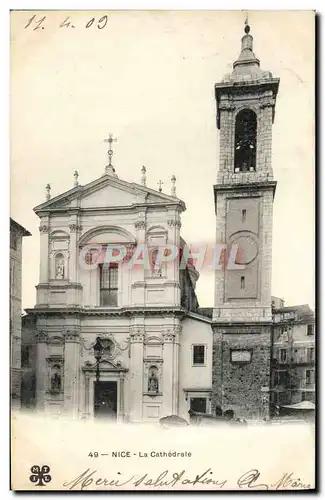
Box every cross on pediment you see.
[104,134,117,166]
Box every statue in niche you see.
[148,368,159,393]
[50,365,61,392]
[151,249,162,277]
[55,254,65,279]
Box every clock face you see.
[232,234,258,265]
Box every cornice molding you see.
[25,306,186,319]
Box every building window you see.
[240,276,245,289]
[10,231,17,250]
[234,109,257,172]
[307,347,315,363]
[193,345,205,365]
[21,346,30,368]
[279,348,288,363]
[241,209,247,223]
[277,391,288,404]
[276,370,287,386]
[190,397,207,413]
[100,264,118,306]
[307,324,314,336]
[301,391,314,403]
[306,369,315,385]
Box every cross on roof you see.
[104,134,117,166]
[157,180,164,192]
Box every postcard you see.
[10,10,315,491]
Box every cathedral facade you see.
[22,24,280,422]
[25,164,213,422]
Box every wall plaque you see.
[231,349,252,363]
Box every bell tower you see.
[211,23,280,420]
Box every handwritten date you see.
[24,15,108,31]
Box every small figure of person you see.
[148,370,159,393]
[55,259,65,279]
[51,372,61,392]
[215,406,223,418]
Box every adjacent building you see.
[10,218,31,408]
[271,299,315,407]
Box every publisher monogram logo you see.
[29,465,52,486]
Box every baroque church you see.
[22,24,280,422]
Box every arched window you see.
[148,366,159,393]
[234,109,257,172]
[50,365,61,392]
[55,253,65,279]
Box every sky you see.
[10,10,315,310]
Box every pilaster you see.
[162,329,176,416]
[68,221,82,283]
[167,212,181,305]
[129,326,144,422]
[63,329,81,418]
[119,372,125,420]
[35,330,49,410]
[67,221,83,305]
[39,218,50,283]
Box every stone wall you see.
[212,327,272,420]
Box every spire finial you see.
[244,12,250,34]
[141,166,147,186]
[45,183,51,201]
[157,180,163,192]
[73,170,79,187]
[232,12,259,71]
[171,174,176,197]
[104,134,118,176]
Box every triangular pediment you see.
[34,174,185,214]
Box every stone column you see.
[63,330,81,418]
[162,330,175,416]
[129,327,144,422]
[39,219,50,283]
[35,331,48,411]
